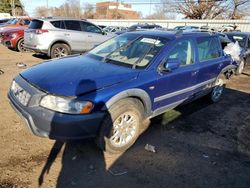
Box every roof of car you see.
[37,17,86,22]
[128,30,218,40]
[225,32,250,36]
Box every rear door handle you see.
[64,33,70,36]
[88,35,93,37]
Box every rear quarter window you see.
[197,36,221,62]
[28,20,43,29]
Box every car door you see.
[80,21,110,50]
[153,38,198,112]
[64,20,87,52]
[194,36,227,95]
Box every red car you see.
[1,27,25,52]
[0,17,31,30]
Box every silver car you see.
[24,18,114,58]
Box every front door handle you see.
[192,70,199,76]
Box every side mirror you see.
[102,31,107,35]
[163,58,181,72]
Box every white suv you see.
[24,18,114,58]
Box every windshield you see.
[227,35,246,48]
[89,33,167,68]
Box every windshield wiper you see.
[102,35,143,62]
[132,37,159,69]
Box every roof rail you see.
[175,29,183,37]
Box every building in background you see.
[95,1,139,19]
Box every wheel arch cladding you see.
[49,40,71,55]
[102,89,152,117]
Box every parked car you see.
[224,32,250,74]
[0,18,11,24]
[98,25,106,29]
[24,18,115,58]
[1,27,25,52]
[103,26,127,33]
[0,17,31,30]
[116,23,162,35]
[174,26,199,30]
[9,31,236,153]
[0,27,19,43]
[0,18,15,26]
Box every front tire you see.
[97,98,143,154]
[50,43,70,59]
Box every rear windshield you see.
[29,20,43,29]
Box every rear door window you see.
[197,37,221,62]
[51,21,65,29]
[28,20,43,29]
[64,20,81,31]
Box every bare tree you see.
[36,0,81,18]
[160,0,250,19]
[82,3,95,19]
[145,5,176,19]
[161,0,228,19]
[35,6,49,17]
[230,0,250,19]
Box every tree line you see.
[0,0,25,16]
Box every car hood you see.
[20,54,139,96]
[0,27,23,32]
[1,27,24,35]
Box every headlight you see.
[10,33,17,38]
[40,95,93,114]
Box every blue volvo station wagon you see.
[8,31,237,153]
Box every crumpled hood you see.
[20,54,139,96]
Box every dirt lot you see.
[0,45,250,188]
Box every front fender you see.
[102,88,152,116]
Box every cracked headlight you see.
[40,95,93,114]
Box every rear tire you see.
[97,98,144,154]
[50,43,70,59]
[207,75,225,103]
[17,38,25,52]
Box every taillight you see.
[34,29,48,34]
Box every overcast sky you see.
[21,0,161,17]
